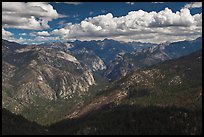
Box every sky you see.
[2,2,202,44]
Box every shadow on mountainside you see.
[49,104,202,135]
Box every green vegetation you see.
[49,105,202,135]
[2,39,202,135]
[2,109,48,135]
[20,93,89,125]
[19,74,110,126]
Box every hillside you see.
[49,50,202,135]
[2,39,202,133]
[2,2,202,135]
[104,37,202,81]
[2,109,48,135]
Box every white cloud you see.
[19,33,27,36]
[125,2,134,5]
[2,2,66,30]
[51,8,202,43]
[56,2,82,5]
[37,31,50,36]
[5,35,61,44]
[14,37,27,43]
[81,20,103,32]
[184,2,202,9]
[2,6,202,44]
[150,8,196,27]
[2,29,29,43]
[2,28,59,44]
[30,31,50,36]
[33,36,60,42]
[2,28,13,39]
[52,28,70,37]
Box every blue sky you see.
[2,2,202,44]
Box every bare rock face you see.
[2,40,95,112]
[104,37,202,81]
[71,48,106,72]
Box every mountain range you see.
[2,37,202,135]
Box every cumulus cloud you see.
[30,31,50,37]
[184,2,202,9]
[2,2,66,30]
[33,36,60,42]
[19,33,27,36]
[14,37,27,43]
[2,28,29,43]
[6,35,61,44]
[52,28,70,37]
[2,28,13,39]
[2,27,58,44]
[126,2,134,5]
[51,8,202,43]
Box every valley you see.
[2,2,202,135]
[2,37,202,135]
